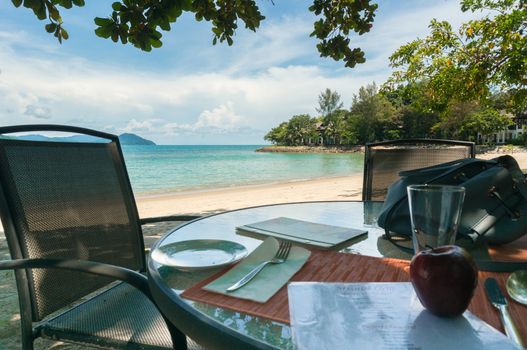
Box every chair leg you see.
[20,315,34,350]
[21,336,34,350]
[164,316,188,350]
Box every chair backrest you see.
[0,125,145,322]
[362,138,475,201]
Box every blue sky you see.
[0,1,481,144]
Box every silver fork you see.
[226,241,292,292]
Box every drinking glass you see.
[407,185,465,254]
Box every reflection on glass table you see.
[148,201,404,349]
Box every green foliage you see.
[286,114,318,146]
[265,83,517,147]
[12,0,378,68]
[403,110,438,138]
[309,0,377,68]
[509,133,527,146]
[264,115,319,146]
[432,100,482,139]
[264,122,288,145]
[316,88,347,144]
[381,82,441,138]
[11,0,70,43]
[386,0,526,111]
[428,99,513,142]
[459,107,513,139]
[349,82,398,144]
[338,111,358,145]
[323,108,349,145]
[316,88,344,117]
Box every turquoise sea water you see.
[122,145,364,195]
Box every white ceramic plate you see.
[151,239,248,271]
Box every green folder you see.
[236,217,367,250]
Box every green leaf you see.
[94,17,112,26]
[36,7,47,20]
[72,0,84,6]
[24,0,39,8]
[61,0,73,9]
[49,6,61,21]
[61,28,69,40]
[11,0,23,7]
[181,0,192,11]
[112,2,121,11]
[212,27,221,35]
[45,23,57,33]
[95,26,112,38]
[159,21,171,31]
[166,5,182,20]
[119,32,127,44]
[151,30,162,40]
[150,39,162,48]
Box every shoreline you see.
[134,173,362,199]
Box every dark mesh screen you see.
[0,139,144,320]
[43,283,173,349]
[367,146,472,201]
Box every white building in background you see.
[477,112,527,144]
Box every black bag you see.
[378,155,527,245]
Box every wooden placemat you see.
[489,235,527,261]
[183,251,409,324]
[182,250,527,339]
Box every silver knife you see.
[484,278,525,348]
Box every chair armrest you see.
[0,258,153,302]
[140,215,201,225]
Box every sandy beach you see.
[135,174,364,217]
[135,150,527,218]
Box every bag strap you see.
[382,195,415,253]
[398,158,494,178]
[383,231,414,253]
[496,155,527,200]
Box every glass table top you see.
[150,201,413,349]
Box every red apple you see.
[410,245,478,317]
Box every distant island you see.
[11,132,156,145]
[118,133,156,145]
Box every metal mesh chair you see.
[362,139,475,201]
[0,125,201,350]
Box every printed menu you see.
[288,282,520,350]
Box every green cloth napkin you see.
[203,237,311,303]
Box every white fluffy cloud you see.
[123,119,158,133]
[195,102,243,129]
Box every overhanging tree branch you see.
[11,0,378,69]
